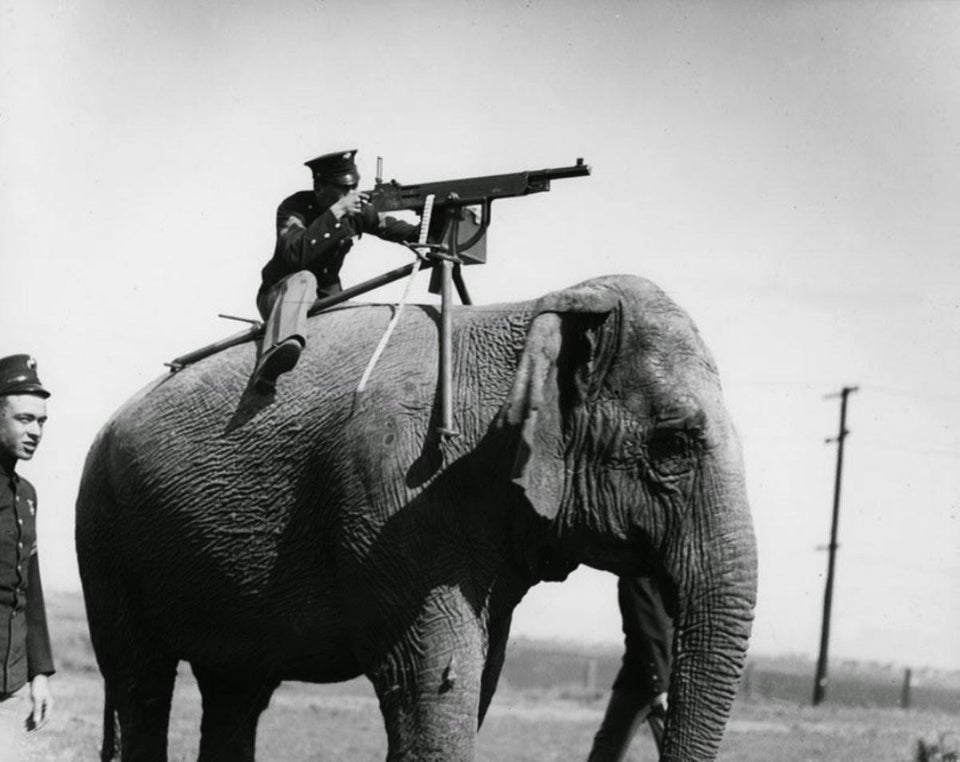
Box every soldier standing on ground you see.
[0,355,55,759]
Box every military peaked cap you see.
[0,354,50,398]
[304,149,360,186]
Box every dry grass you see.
[20,593,957,761]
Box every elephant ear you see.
[500,282,622,520]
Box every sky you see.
[2,0,958,672]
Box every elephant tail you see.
[100,681,120,762]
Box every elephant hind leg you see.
[192,665,279,762]
[83,573,177,761]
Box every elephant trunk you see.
[661,476,757,760]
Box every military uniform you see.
[0,462,54,697]
[252,149,422,392]
[587,576,673,761]
[258,188,419,309]
[612,576,672,701]
[0,355,54,705]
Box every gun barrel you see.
[529,158,592,182]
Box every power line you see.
[852,441,960,459]
[729,378,960,405]
[843,553,960,578]
[865,384,960,403]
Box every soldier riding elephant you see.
[75,274,757,761]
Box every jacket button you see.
[310,239,317,245]
[323,232,331,239]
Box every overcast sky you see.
[2,0,958,671]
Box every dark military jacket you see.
[259,190,420,301]
[0,460,54,695]
[612,576,673,702]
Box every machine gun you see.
[363,157,591,263]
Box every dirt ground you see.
[14,667,959,761]
[14,594,957,761]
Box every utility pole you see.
[813,385,858,706]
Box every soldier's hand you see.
[331,190,366,218]
[26,674,53,730]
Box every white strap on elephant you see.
[356,194,436,393]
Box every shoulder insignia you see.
[280,216,306,235]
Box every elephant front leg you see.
[368,598,486,761]
[192,665,280,762]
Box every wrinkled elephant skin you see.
[75,275,756,761]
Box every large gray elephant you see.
[75,274,756,761]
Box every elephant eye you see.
[647,428,697,476]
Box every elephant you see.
[75,274,757,761]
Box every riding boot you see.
[253,270,316,392]
[252,338,303,392]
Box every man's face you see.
[315,179,359,207]
[0,394,47,461]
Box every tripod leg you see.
[452,263,471,305]
[437,260,458,437]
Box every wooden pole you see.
[812,385,858,706]
[900,667,912,709]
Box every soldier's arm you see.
[25,551,55,680]
[274,208,355,272]
[355,202,418,243]
[359,204,452,245]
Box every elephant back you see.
[79,301,529,527]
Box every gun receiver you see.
[364,157,590,214]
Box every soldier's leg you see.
[0,689,27,762]
[588,683,656,762]
[253,271,316,390]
